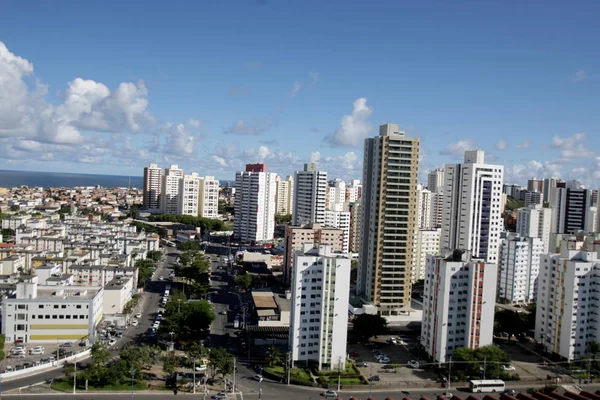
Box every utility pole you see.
[131,366,135,400]
[193,359,196,394]
[73,353,77,394]
[369,363,373,397]
[258,365,263,400]
[286,351,291,385]
[483,355,487,380]
[337,357,342,392]
[447,355,452,390]
[232,357,236,393]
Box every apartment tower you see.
[441,150,504,263]
[198,176,219,219]
[161,165,184,214]
[293,163,328,226]
[143,163,162,210]
[357,123,420,315]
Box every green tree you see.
[1,228,15,239]
[148,214,226,232]
[265,345,283,367]
[159,292,215,341]
[233,274,253,290]
[90,343,111,366]
[128,205,139,219]
[209,347,234,378]
[177,240,200,251]
[185,343,205,364]
[275,214,292,225]
[162,352,179,377]
[9,205,19,212]
[147,250,163,263]
[119,344,157,373]
[135,258,155,288]
[352,314,388,342]
[452,345,510,380]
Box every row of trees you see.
[134,250,164,288]
[148,214,226,232]
[158,291,215,342]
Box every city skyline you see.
[0,2,599,186]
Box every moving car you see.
[503,389,517,396]
[502,365,516,371]
[442,392,453,399]
[135,313,142,319]
[321,391,339,398]
[211,392,228,399]
[253,374,263,382]
[60,342,72,348]
[356,361,368,367]
[369,375,381,381]
[131,320,139,326]
[408,360,420,368]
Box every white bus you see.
[469,379,505,393]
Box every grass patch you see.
[314,361,358,376]
[263,365,312,383]
[51,379,149,392]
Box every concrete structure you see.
[0,255,26,274]
[427,168,445,194]
[161,165,184,214]
[289,244,351,370]
[517,205,552,253]
[430,192,444,228]
[143,163,162,210]
[525,191,544,207]
[102,276,134,315]
[275,175,294,216]
[293,163,327,226]
[346,179,362,203]
[348,201,361,253]
[411,228,441,282]
[234,164,277,242]
[498,233,543,304]
[324,210,351,253]
[357,123,420,315]
[416,185,433,230]
[198,176,219,219]
[179,173,200,216]
[283,223,344,283]
[2,278,103,343]
[535,247,600,360]
[441,150,504,263]
[251,289,291,327]
[421,250,498,363]
[552,187,592,234]
[69,264,138,289]
[527,178,544,193]
[326,179,346,212]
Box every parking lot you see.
[0,340,88,372]
[349,334,440,386]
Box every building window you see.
[76,305,82,309]
[54,305,59,309]
[61,305,67,309]
[52,315,58,319]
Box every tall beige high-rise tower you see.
[357,123,420,315]
[143,163,162,210]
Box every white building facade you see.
[276,175,294,216]
[411,228,441,282]
[535,248,600,360]
[421,251,498,363]
[289,244,351,370]
[179,173,200,216]
[234,168,277,242]
[161,165,184,214]
[441,150,504,263]
[517,206,552,253]
[198,176,219,219]
[324,210,351,253]
[143,163,162,210]
[293,163,328,226]
[497,233,543,304]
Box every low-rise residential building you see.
[251,289,291,327]
[289,244,351,370]
[1,278,103,344]
[0,255,26,274]
[69,264,138,289]
[421,250,498,363]
[103,276,134,315]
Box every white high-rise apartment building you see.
[516,206,552,253]
[411,228,441,282]
[289,244,351,370]
[498,233,543,304]
[327,179,346,212]
[324,210,351,252]
[535,247,600,360]
[143,163,162,210]
[416,185,433,230]
[179,173,200,216]
[161,165,184,214]
[276,175,294,215]
[346,179,362,203]
[525,191,544,207]
[358,123,420,315]
[421,251,498,363]
[428,168,445,194]
[293,163,328,226]
[441,150,504,263]
[198,176,219,219]
[234,164,277,242]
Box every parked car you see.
[408,360,420,368]
[60,342,72,348]
[131,320,139,327]
[504,389,517,396]
[379,357,391,363]
[356,361,368,367]
[253,374,263,382]
[135,313,142,319]
[349,351,360,358]
[108,339,117,346]
[211,392,228,399]
[369,375,381,382]
[502,365,516,371]
[442,392,453,399]
[321,391,339,398]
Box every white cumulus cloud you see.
[326,98,373,147]
[439,139,478,158]
[495,139,507,151]
[571,69,588,83]
[551,132,594,159]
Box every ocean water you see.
[0,170,143,189]
[0,170,232,189]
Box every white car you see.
[253,374,263,382]
[502,365,516,371]
[378,357,390,363]
[408,360,420,368]
[131,320,139,327]
[135,313,142,319]
[108,339,117,346]
[321,391,338,398]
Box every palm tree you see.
[265,346,283,367]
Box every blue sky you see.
[0,0,598,185]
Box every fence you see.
[1,349,91,382]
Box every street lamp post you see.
[73,352,77,394]
[447,355,452,391]
[193,359,197,394]
[131,366,135,400]
[169,331,175,352]
[368,363,373,397]
[258,365,263,400]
